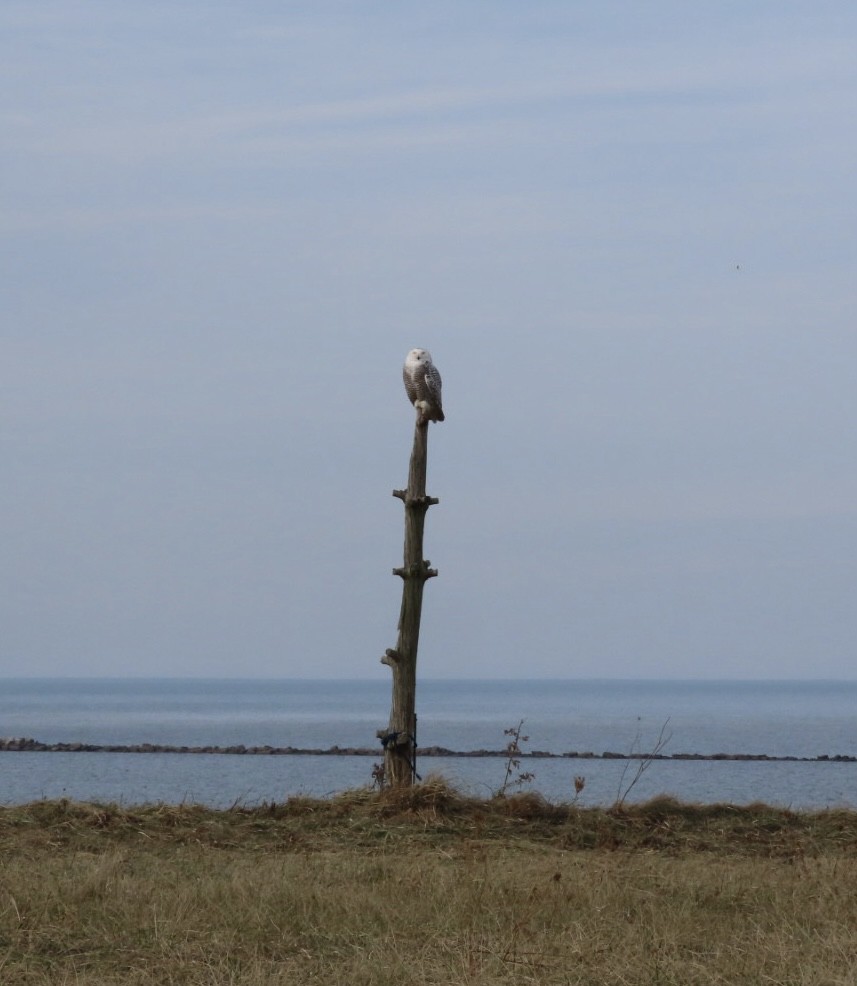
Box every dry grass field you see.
[2,779,857,985]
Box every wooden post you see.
[378,412,439,787]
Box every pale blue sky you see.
[3,2,856,679]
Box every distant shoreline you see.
[1,737,855,763]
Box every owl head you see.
[406,348,432,366]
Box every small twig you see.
[614,718,672,807]
[496,720,535,797]
[371,762,386,791]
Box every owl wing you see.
[424,362,443,409]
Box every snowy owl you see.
[403,349,444,424]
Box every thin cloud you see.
[9,37,853,166]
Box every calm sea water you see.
[1,678,855,809]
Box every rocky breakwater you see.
[1,737,855,762]
[0,737,380,756]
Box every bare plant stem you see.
[497,720,535,797]
[614,718,672,807]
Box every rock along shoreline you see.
[0,737,855,763]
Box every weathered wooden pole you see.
[378,411,439,787]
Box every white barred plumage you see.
[402,348,444,423]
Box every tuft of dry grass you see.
[2,781,857,984]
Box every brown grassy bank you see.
[2,779,857,984]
